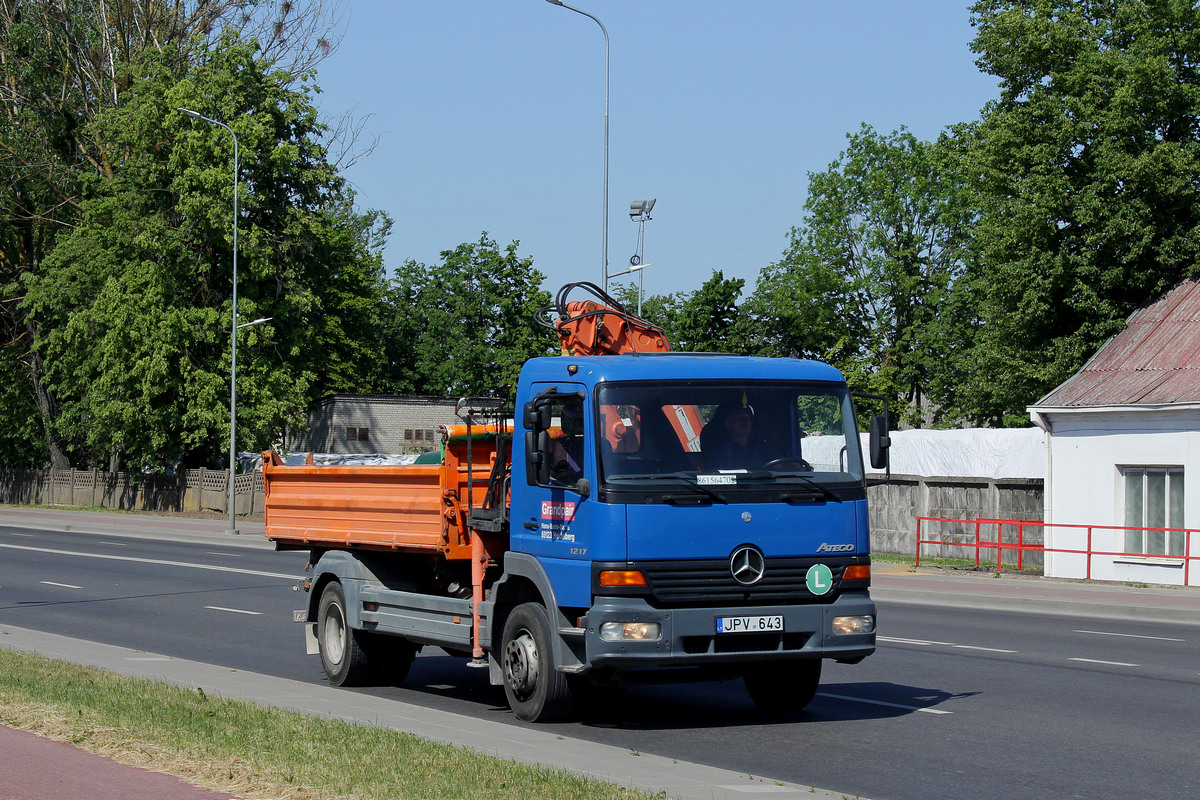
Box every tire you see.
[317,581,375,686]
[500,602,573,722]
[744,659,822,713]
[369,634,419,685]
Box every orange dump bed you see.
[261,426,507,560]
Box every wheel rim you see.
[504,629,540,699]
[323,602,347,665]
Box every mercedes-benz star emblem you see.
[730,545,766,586]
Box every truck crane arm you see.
[539,281,672,356]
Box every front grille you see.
[638,558,846,607]
[681,631,811,655]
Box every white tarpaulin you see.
[866,427,1046,479]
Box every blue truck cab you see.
[489,352,882,720]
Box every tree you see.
[671,271,748,353]
[956,0,1200,425]
[0,1,349,467]
[380,235,554,403]
[20,40,389,470]
[747,125,974,426]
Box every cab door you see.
[514,383,597,607]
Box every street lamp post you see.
[545,0,609,293]
[178,107,242,535]
[605,263,648,315]
[608,199,656,315]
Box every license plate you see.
[716,615,784,634]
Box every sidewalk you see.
[871,562,1200,627]
[2,505,1199,800]
[0,724,241,800]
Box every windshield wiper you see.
[775,473,840,502]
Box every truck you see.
[262,282,889,721]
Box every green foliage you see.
[747,126,975,427]
[380,235,553,403]
[672,271,748,353]
[19,40,389,470]
[956,0,1200,425]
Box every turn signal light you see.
[599,570,647,587]
[842,564,871,582]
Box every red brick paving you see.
[0,725,242,800]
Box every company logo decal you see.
[730,545,766,586]
[816,543,855,553]
[541,501,576,520]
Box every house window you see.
[1123,467,1184,556]
[347,427,369,442]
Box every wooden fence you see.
[0,468,264,516]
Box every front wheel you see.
[744,659,822,713]
[500,602,573,722]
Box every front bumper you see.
[579,591,876,668]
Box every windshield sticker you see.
[697,474,738,485]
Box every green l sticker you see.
[806,563,834,596]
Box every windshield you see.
[595,380,865,497]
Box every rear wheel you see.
[744,659,822,713]
[317,581,375,686]
[370,634,419,685]
[501,602,573,722]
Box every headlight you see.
[832,615,875,635]
[599,621,662,642]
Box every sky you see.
[312,1,1001,301]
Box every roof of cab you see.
[518,353,846,386]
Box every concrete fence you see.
[1,468,1045,557]
[867,474,1045,563]
[0,468,265,517]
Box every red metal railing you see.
[915,517,1198,585]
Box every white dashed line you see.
[1069,657,1139,667]
[204,606,263,615]
[818,692,953,715]
[1075,629,1184,643]
[39,581,83,589]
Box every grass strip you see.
[0,648,659,800]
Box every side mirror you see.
[525,430,551,486]
[868,415,891,470]
[523,400,552,432]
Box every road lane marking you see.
[952,644,1018,653]
[880,636,1018,655]
[207,552,242,557]
[1069,657,1139,667]
[99,541,127,547]
[0,542,296,580]
[878,636,957,647]
[817,692,952,715]
[40,581,83,589]
[205,606,263,615]
[8,532,34,537]
[1075,629,1184,643]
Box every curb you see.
[0,624,861,800]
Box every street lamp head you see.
[545,0,564,5]
[630,198,656,220]
[178,107,203,119]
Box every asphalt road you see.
[1,524,1197,800]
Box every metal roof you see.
[1034,279,1200,408]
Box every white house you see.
[1029,279,1200,587]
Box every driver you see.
[550,400,585,483]
[704,402,776,470]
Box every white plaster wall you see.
[1040,408,1200,586]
